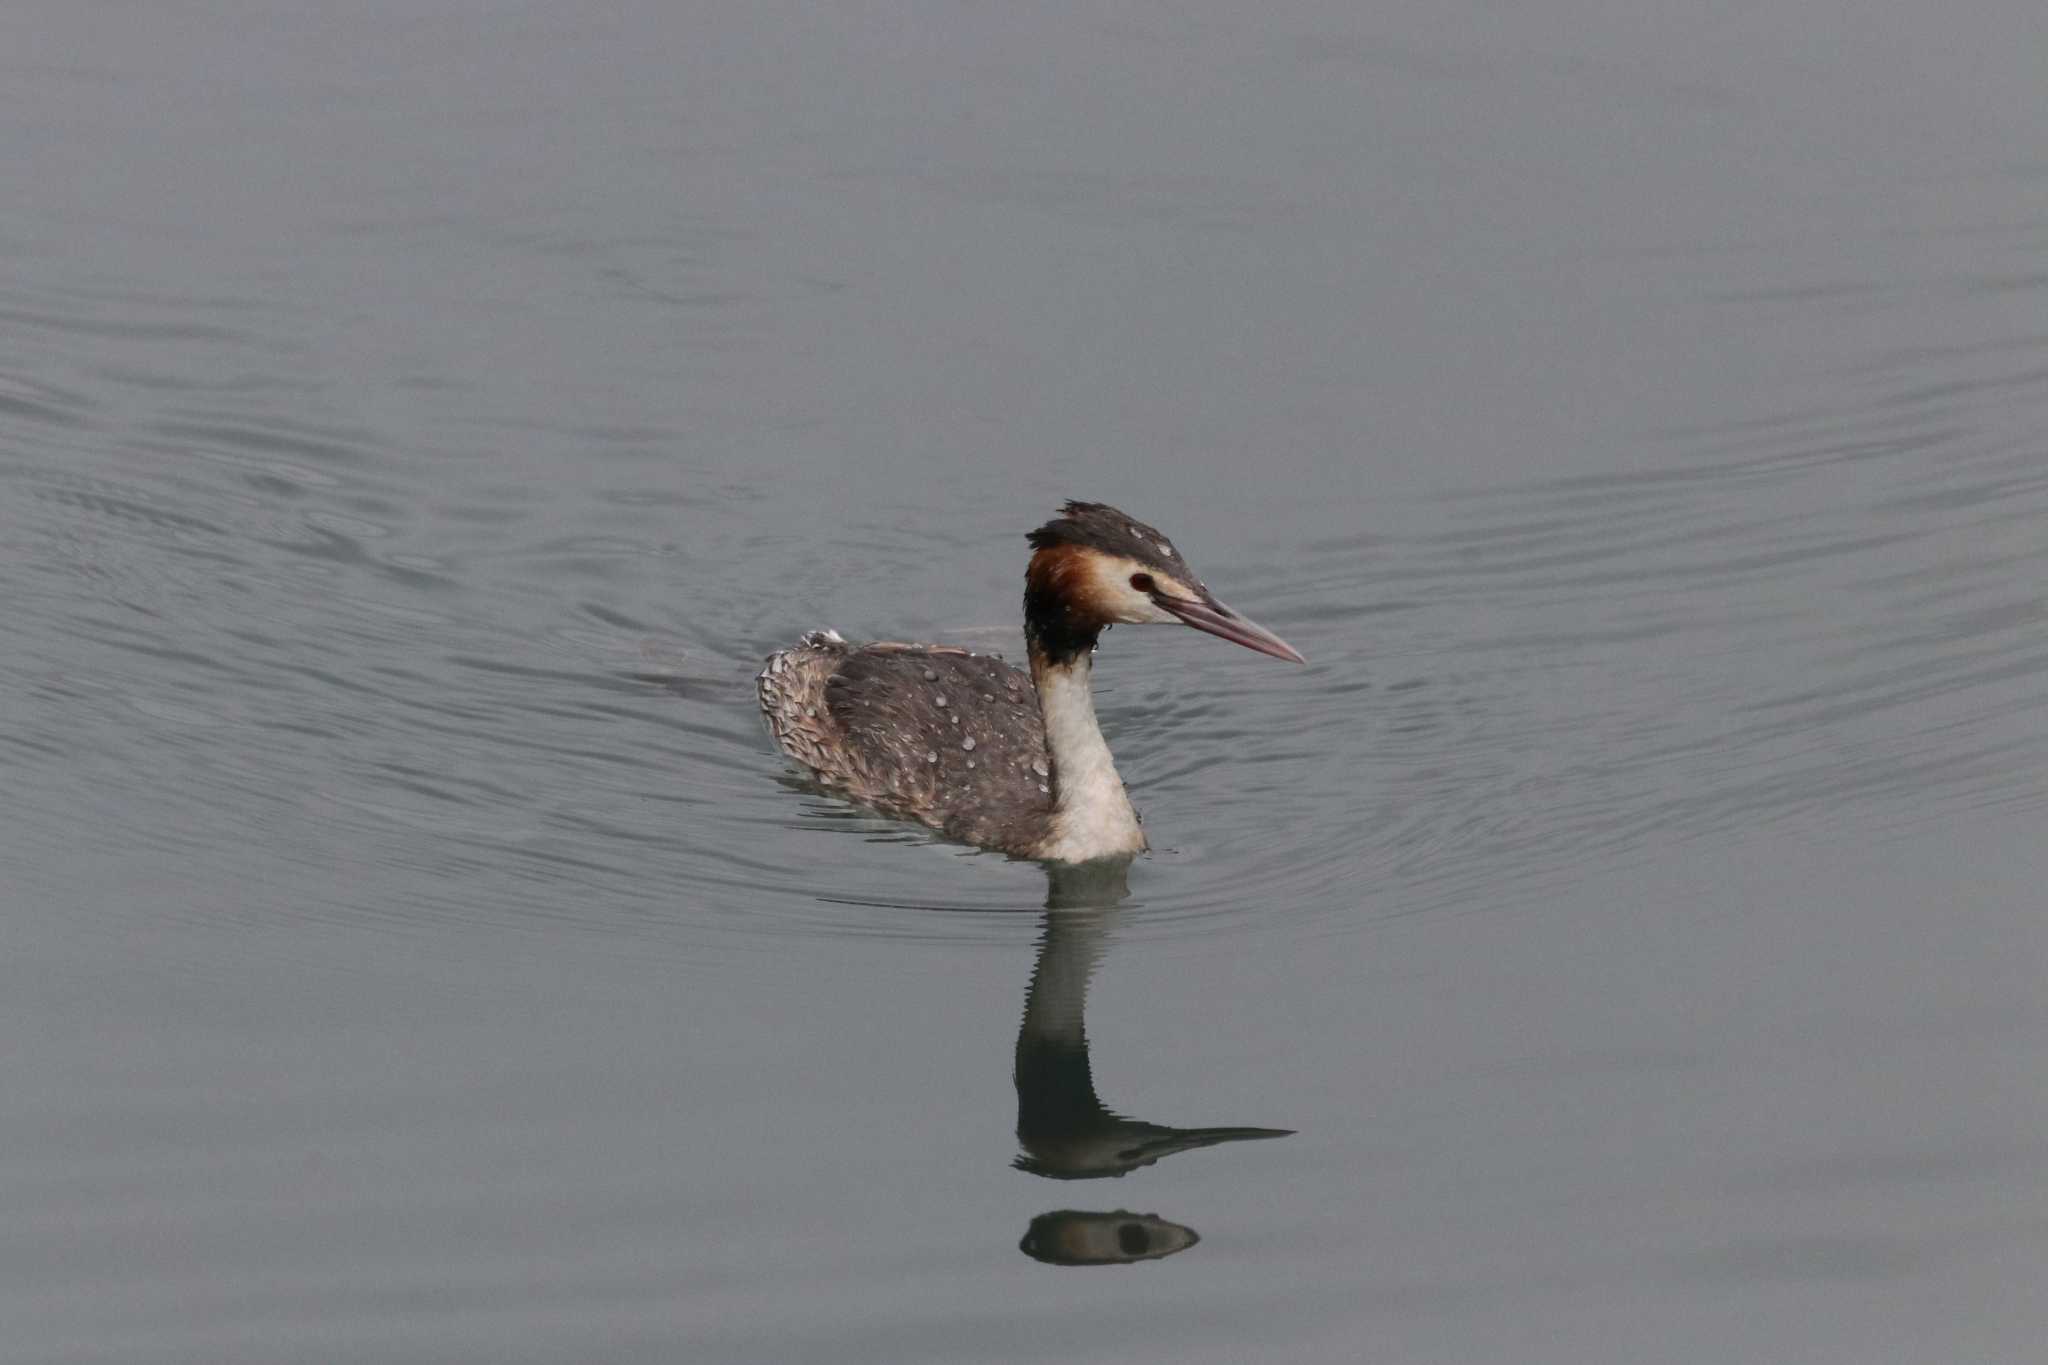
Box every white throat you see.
[1032,653,1146,862]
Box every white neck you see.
[1032,653,1146,862]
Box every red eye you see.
[1129,573,1155,593]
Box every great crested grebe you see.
[757,501,1305,863]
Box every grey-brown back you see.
[758,632,1055,856]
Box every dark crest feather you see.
[1026,501,1190,580]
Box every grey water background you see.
[6,1,2048,1360]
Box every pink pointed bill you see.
[1158,594,1307,664]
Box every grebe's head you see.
[1024,501,1306,664]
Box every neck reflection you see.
[1014,860,1291,1266]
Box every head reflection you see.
[1019,1209,1199,1267]
[1014,860,1290,1265]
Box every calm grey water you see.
[6,3,2048,1361]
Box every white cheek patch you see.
[1086,556,1192,624]
[1134,599,1180,624]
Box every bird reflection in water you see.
[1014,861,1291,1266]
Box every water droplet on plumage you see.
[924,669,938,681]
[925,751,937,763]
[934,694,947,707]
[1032,759,1048,777]
[961,737,976,751]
